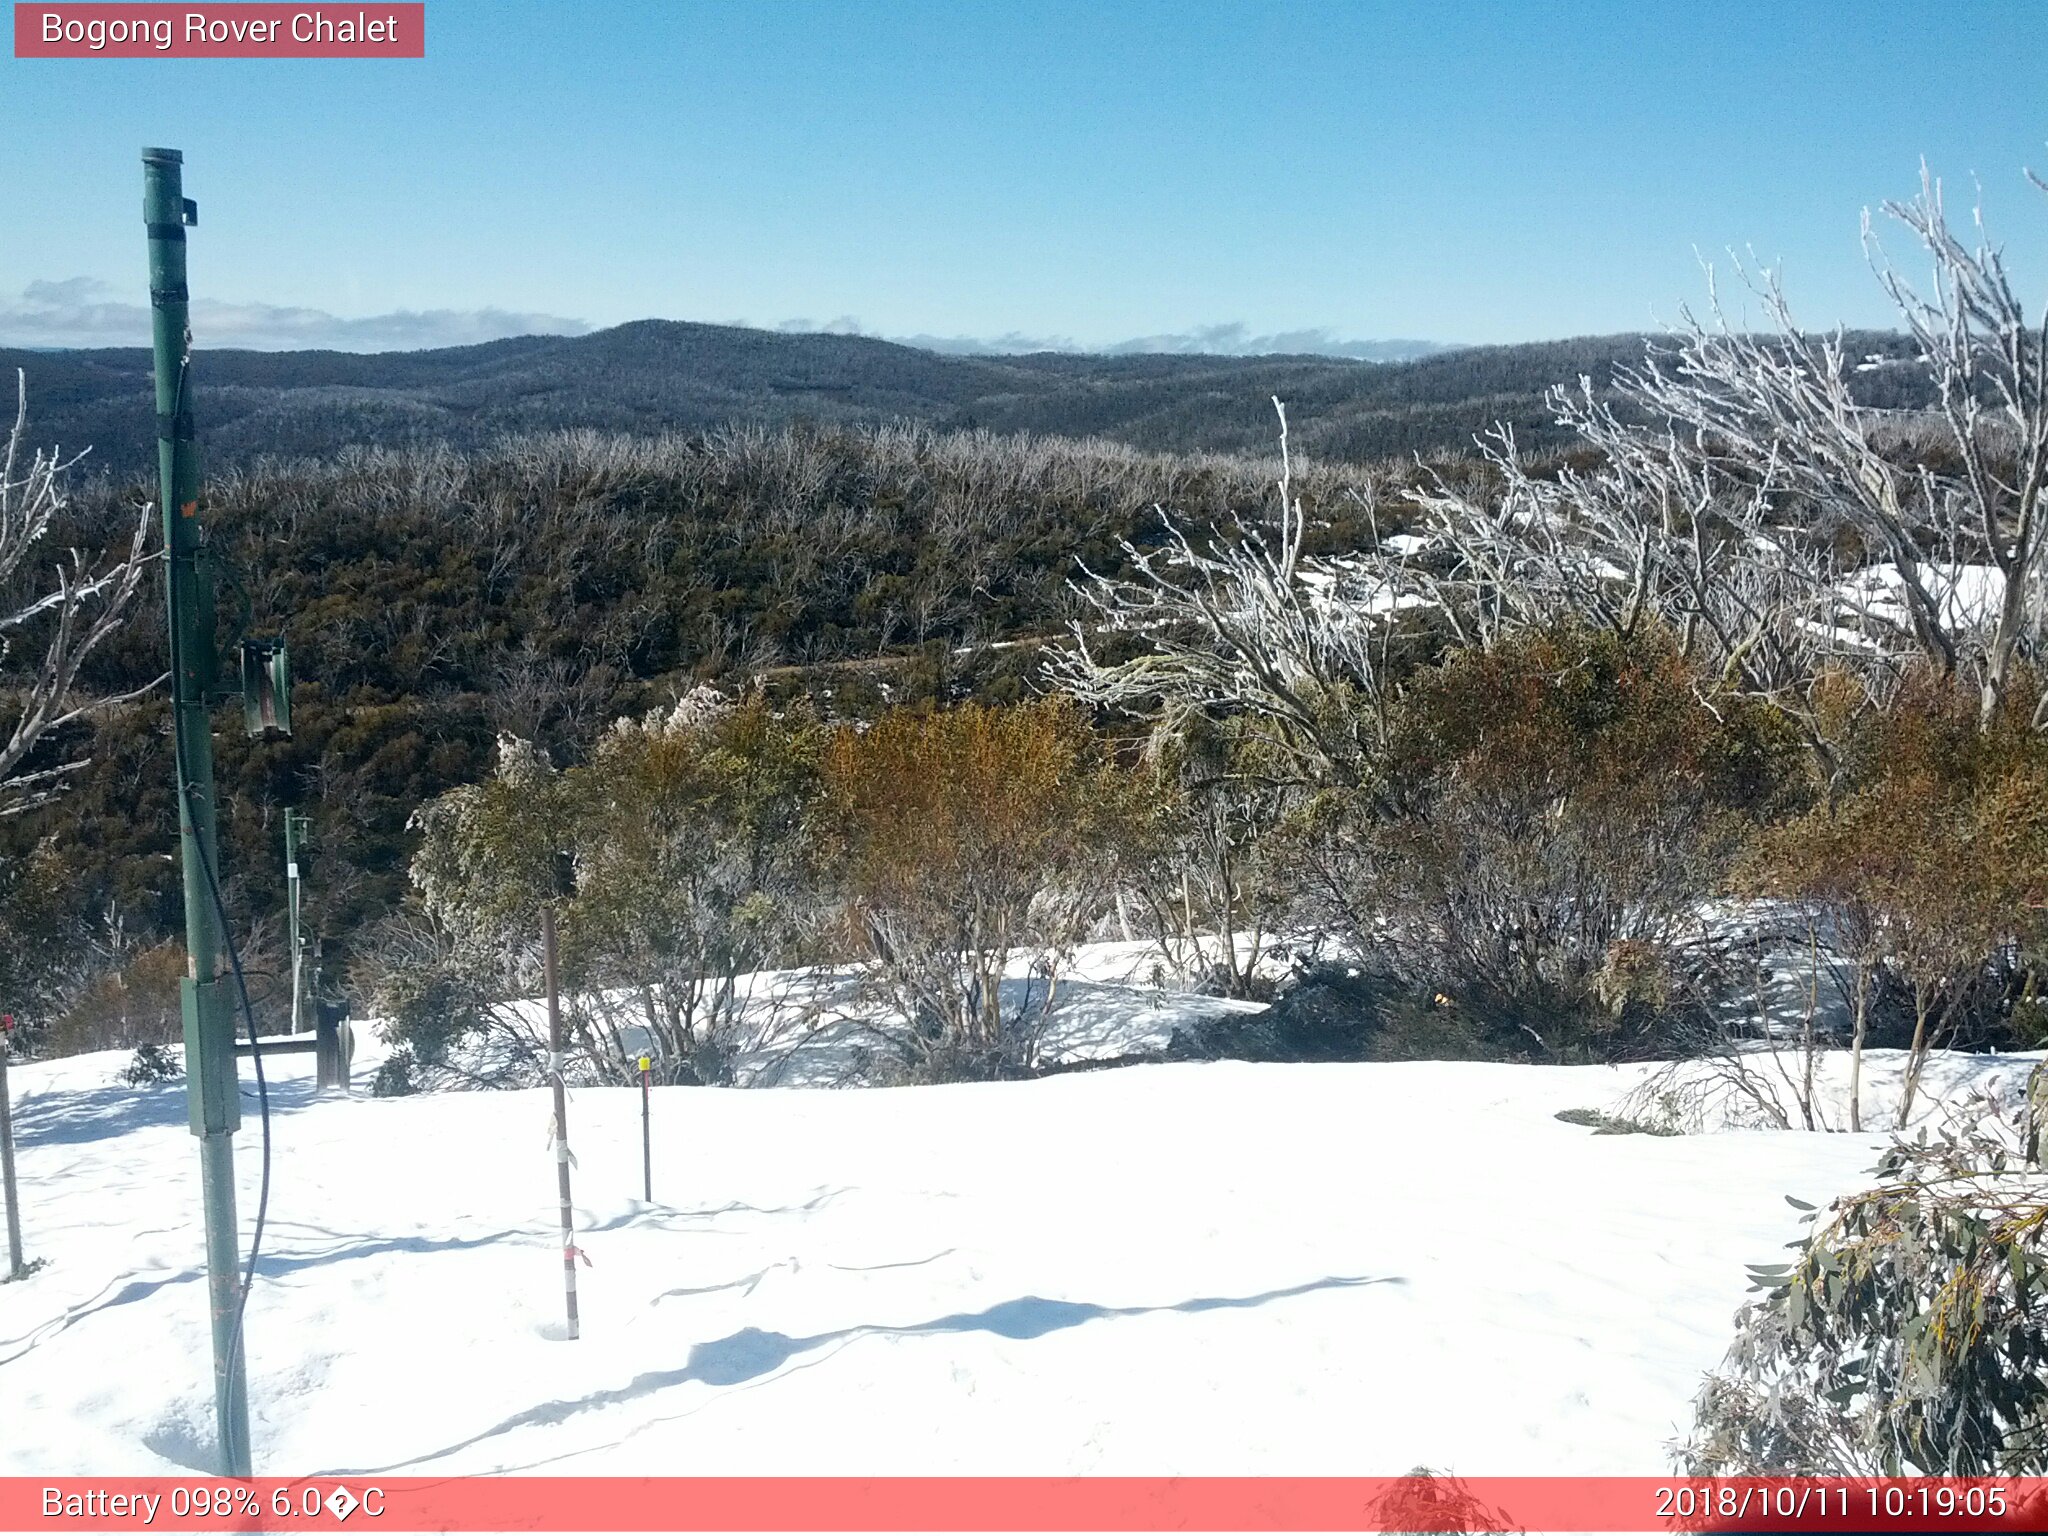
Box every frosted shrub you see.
[370,1047,418,1099]
[378,696,825,1089]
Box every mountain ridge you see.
[0,319,1922,474]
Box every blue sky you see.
[4,0,2047,352]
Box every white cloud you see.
[881,318,1444,360]
[772,315,866,336]
[1097,323,1444,362]
[890,329,1083,355]
[0,278,592,352]
[4,281,1442,361]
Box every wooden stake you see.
[543,906,579,1339]
[639,1053,652,1203]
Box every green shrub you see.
[1286,624,1799,1060]
[373,692,825,1089]
[118,1042,182,1086]
[371,1046,418,1098]
[1740,672,2048,1127]
[1683,1122,2048,1474]
[822,698,1142,1079]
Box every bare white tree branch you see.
[0,370,160,818]
[1045,397,1399,784]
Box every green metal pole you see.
[0,1025,26,1281]
[285,810,305,1038]
[145,145,253,1480]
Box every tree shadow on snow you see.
[581,1187,854,1235]
[10,1073,327,1149]
[0,1267,207,1368]
[0,1229,546,1369]
[328,1273,1404,1474]
[650,1248,956,1304]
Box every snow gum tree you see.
[1628,160,2048,1477]
[1052,163,2048,1053]
[1685,1122,2048,1475]
[1048,400,1401,790]
[0,373,156,1054]
[1408,170,2048,770]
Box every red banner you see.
[7,1477,2048,1533]
[13,4,424,58]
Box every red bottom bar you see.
[7,1477,2048,1533]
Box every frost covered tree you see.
[1048,400,1401,789]
[1056,169,2048,798]
[0,372,155,819]
[382,731,577,1087]
[1409,168,2048,772]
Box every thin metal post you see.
[145,145,252,1478]
[639,1053,652,1203]
[543,905,579,1339]
[0,1021,25,1281]
[285,811,305,1039]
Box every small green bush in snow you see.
[1683,1118,2048,1475]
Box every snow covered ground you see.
[0,981,2038,1479]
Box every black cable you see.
[182,778,273,1400]
[162,342,272,1408]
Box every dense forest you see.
[5,416,1410,1036]
[0,313,1957,1056]
[0,316,1953,1050]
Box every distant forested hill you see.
[4,321,1921,477]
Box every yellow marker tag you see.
[638,1055,650,1073]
